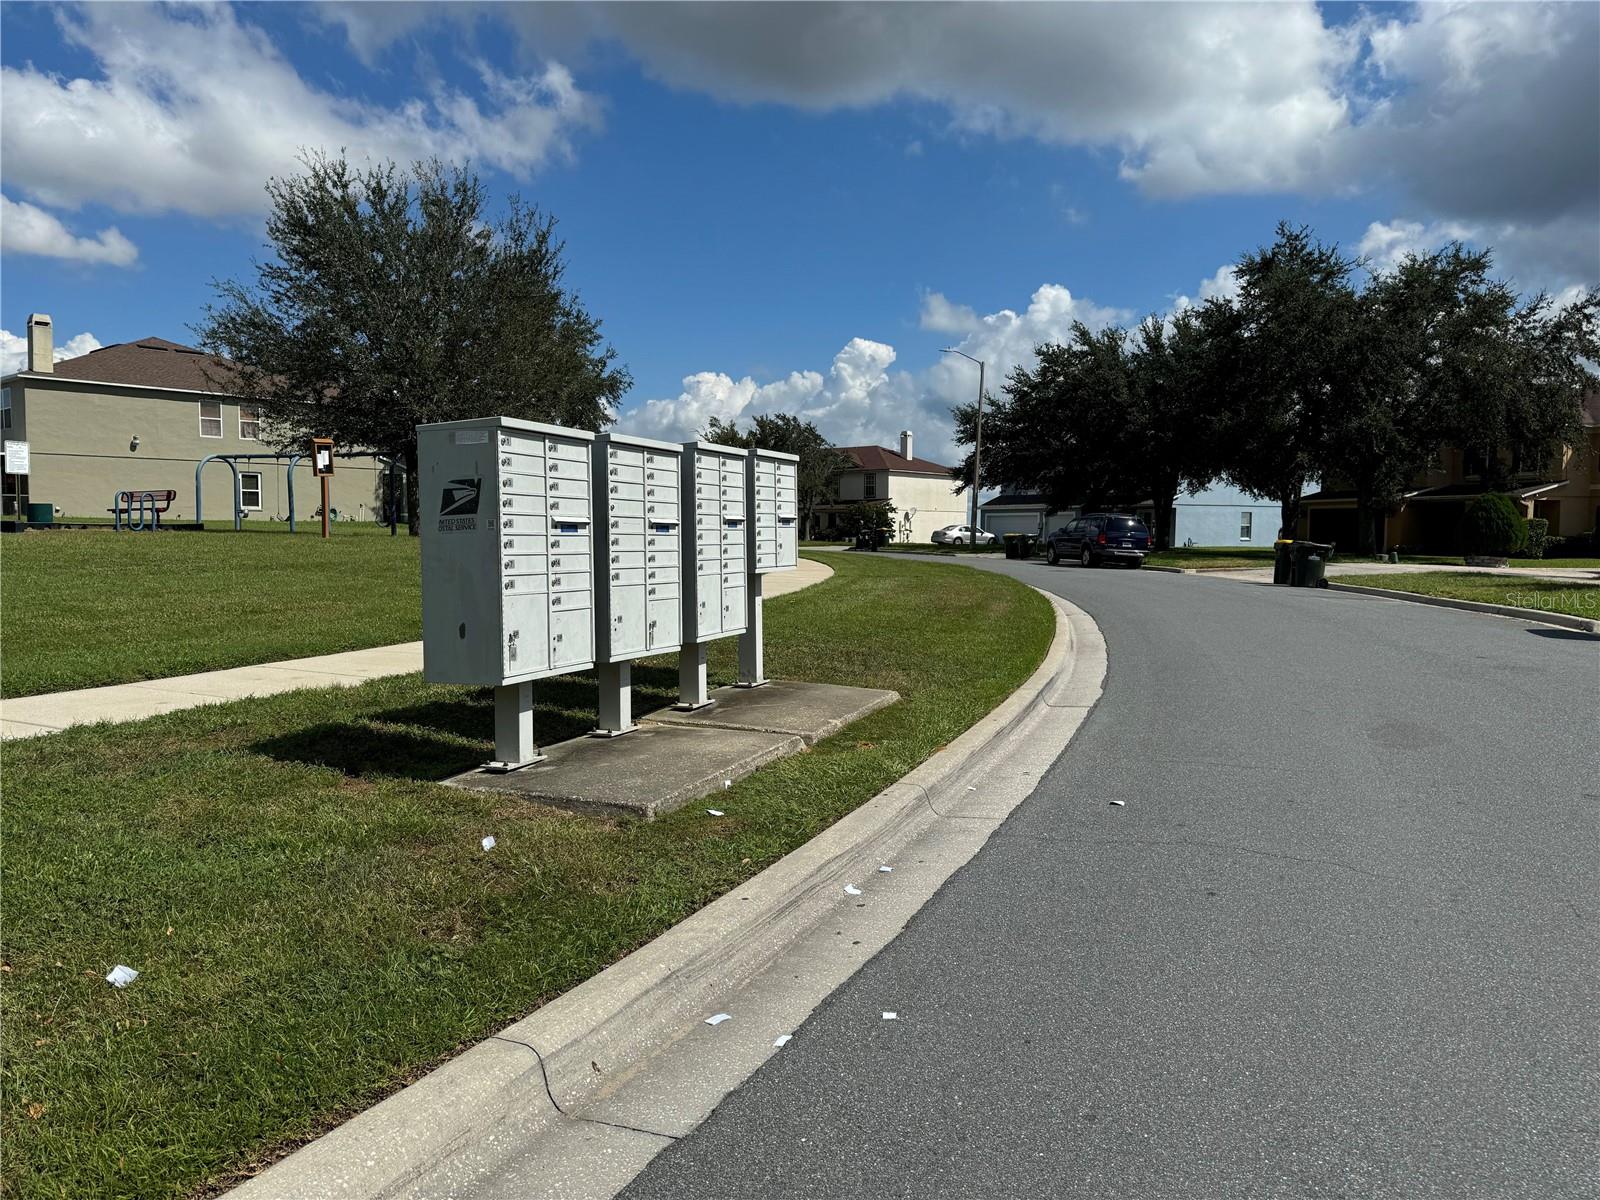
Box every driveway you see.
[623,560,1599,1199]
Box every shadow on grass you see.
[251,721,488,781]
[250,662,689,783]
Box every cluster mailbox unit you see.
[591,432,686,735]
[739,447,801,687]
[417,417,596,771]
[417,417,802,772]
[676,441,752,709]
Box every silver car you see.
[930,524,997,546]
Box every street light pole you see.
[942,348,985,539]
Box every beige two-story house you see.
[813,431,968,543]
[1299,390,1600,551]
[1,314,397,523]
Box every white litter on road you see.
[1109,800,1126,807]
[882,1011,898,1020]
[967,786,977,792]
[844,884,862,896]
[878,865,893,873]
[481,836,496,851]
[106,965,139,988]
[772,1034,793,1048]
[705,1013,732,1026]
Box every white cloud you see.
[1357,216,1595,298]
[0,4,599,219]
[623,283,1131,466]
[0,195,138,266]
[919,292,980,335]
[1,329,102,376]
[1172,265,1241,313]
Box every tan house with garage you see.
[1299,389,1600,552]
[1,314,398,524]
[812,431,968,543]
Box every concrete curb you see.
[1327,581,1600,635]
[229,587,1106,1200]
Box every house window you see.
[863,472,878,500]
[1,387,10,430]
[239,404,260,441]
[1240,511,1253,541]
[240,471,263,511]
[199,399,223,438]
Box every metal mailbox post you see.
[592,432,686,735]
[417,417,596,771]
[738,447,801,687]
[675,441,751,709]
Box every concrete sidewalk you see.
[0,557,835,742]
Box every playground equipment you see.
[196,452,302,531]
[194,452,403,533]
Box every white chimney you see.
[899,429,913,461]
[27,314,53,373]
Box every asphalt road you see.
[622,564,1600,1200]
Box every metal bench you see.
[109,489,177,530]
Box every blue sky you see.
[3,2,1595,464]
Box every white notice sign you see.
[3,441,29,475]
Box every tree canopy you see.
[703,412,853,537]
[951,221,1597,554]
[199,153,631,530]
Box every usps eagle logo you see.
[440,478,481,517]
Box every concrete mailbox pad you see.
[446,681,899,818]
[643,680,899,746]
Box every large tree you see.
[950,323,1143,516]
[703,413,852,537]
[1216,223,1362,537]
[1128,305,1228,548]
[199,153,630,532]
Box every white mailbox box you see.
[418,417,596,770]
[738,447,801,687]
[676,441,751,708]
[592,432,685,734]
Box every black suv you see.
[1046,513,1152,567]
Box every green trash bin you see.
[1019,534,1035,559]
[26,502,53,527]
[1003,533,1022,559]
[1290,540,1334,588]
[1273,539,1294,585]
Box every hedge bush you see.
[1517,517,1550,559]
[1460,493,1528,558]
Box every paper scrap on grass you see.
[772,1034,793,1048]
[882,1012,898,1020]
[106,965,139,988]
[707,809,725,817]
[723,779,732,790]
[481,836,496,851]
[705,1013,732,1026]
[844,884,862,896]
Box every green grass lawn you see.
[1145,545,1278,570]
[0,552,1053,1200]
[1337,571,1600,620]
[1,526,419,698]
[1384,553,1600,570]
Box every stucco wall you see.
[886,472,968,542]
[12,379,394,522]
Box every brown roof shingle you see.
[39,337,243,394]
[839,444,953,475]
